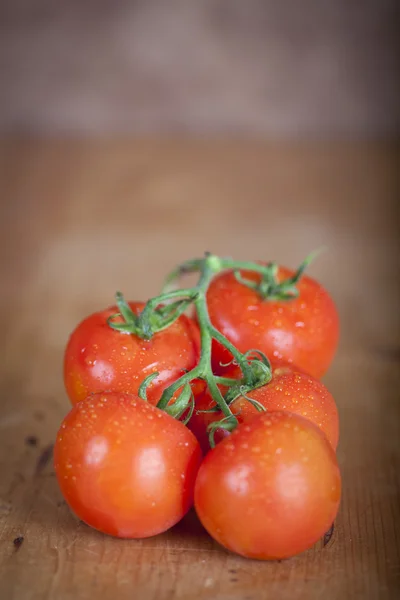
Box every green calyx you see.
[223,350,273,403]
[107,251,318,438]
[233,248,323,301]
[107,290,195,340]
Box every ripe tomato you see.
[207,266,339,379]
[54,392,202,538]
[64,302,200,406]
[188,365,339,453]
[194,411,341,560]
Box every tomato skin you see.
[207,266,339,379]
[233,367,339,449]
[188,365,339,453]
[64,302,200,406]
[194,411,341,560]
[54,393,202,538]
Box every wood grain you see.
[0,139,399,599]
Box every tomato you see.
[232,368,339,449]
[188,365,339,453]
[64,302,200,406]
[207,266,339,379]
[54,392,202,538]
[194,411,341,560]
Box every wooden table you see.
[0,139,399,599]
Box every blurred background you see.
[1,0,399,136]
[0,0,399,366]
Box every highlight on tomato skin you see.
[207,265,339,380]
[63,301,201,407]
[188,364,339,454]
[54,392,203,539]
[57,253,342,558]
[194,411,341,561]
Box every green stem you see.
[162,258,204,292]
[142,288,196,310]
[219,259,271,274]
[205,373,233,419]
[156,254,240,423]
[139,288,196,328]
[214,376,242,386]
[156,366,202,410]
[112,252,312,426]
[209,325,253,382]
[194,282,236,420]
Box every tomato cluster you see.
[55,255,341,560]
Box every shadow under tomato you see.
[173,507,208,538]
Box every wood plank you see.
[0,139,399,599]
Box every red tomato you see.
[54,392,202,538]
[188,365,339,453]
[194,411,341,560]
[207,266,339,379]
[64,302,200,406]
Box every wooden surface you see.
[0,139,399,600]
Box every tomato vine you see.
[107,252,314,443]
